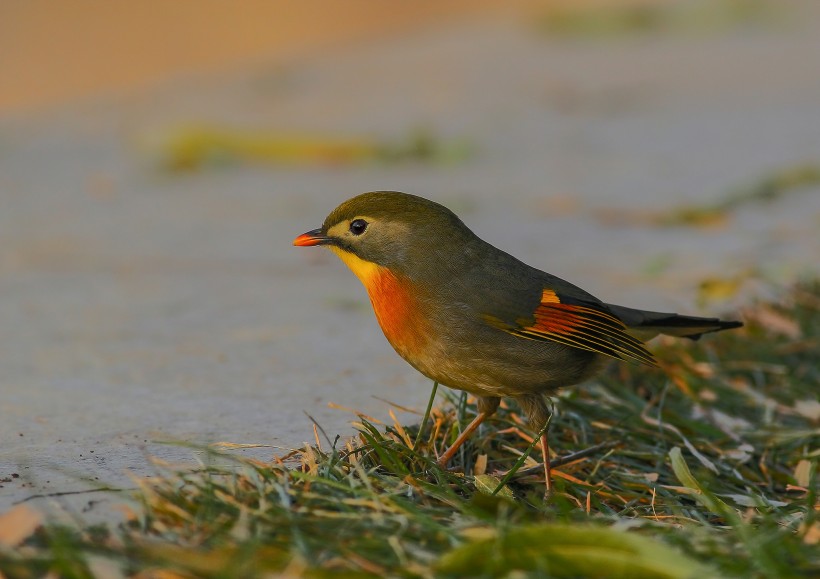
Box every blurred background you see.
[2,0,819,516]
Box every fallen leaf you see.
[474,474,515,500]
[474,454,488,476]
[803,522,820,545]
[0,504,42,548]
[723,444,754,462]
[794,460,812,488]
[794,400,820,421]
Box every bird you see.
[293,191,742,491]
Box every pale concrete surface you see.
[2,5,819,520]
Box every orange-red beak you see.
[293,228,330,247]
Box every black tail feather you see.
[605,304,743,341]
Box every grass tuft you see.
[1,280,818,577]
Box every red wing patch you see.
[505,289,658,366]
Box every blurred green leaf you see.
[540,0,782,39]
[669,447,734,517]
[438,523,719,578]
[148,125,472,171]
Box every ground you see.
[1,0,818,528]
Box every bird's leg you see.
[540,429,552,496]
[517,394,554,496]
[437,396,499,468]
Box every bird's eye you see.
[349,219,368,236]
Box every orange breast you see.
[366,268,429,356]
[329,247,429,357]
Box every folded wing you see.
[487,289,658,367]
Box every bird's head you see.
[293,191,473,281]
